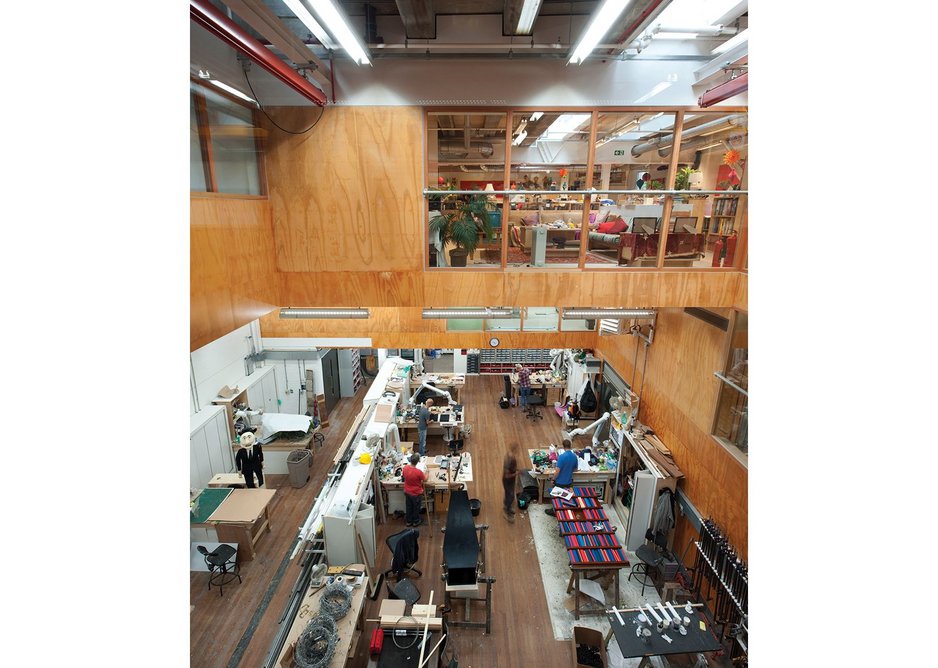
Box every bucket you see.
[469,498,482,517]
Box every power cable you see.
[242,62,325,135]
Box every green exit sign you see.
[613,149,625,156]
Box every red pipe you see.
[698,72,748,108]
[190,0,327,107]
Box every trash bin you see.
[469,498,481,517]
[287,449,312,488]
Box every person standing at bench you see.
[402,453,427,527]
[554,439,577,489]
[515,363,532,410]
[417,398,433,456]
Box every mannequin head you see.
[240,431,256,448]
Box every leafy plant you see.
[674,166,698,190]
[649,179,665,190]
[429,192,495,257]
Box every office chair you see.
[525,393,545,421]
[628,529,670,596]
[386,577,421,608]
[447,438,464,455]
[197,544,241,596]
[384,528,422,581]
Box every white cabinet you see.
[190,406,235,489]
[323,502,376,567]
[247,367,280,415]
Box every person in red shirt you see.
[402,453,427,527]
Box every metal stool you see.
[313,432,324,448]
[197,544,242,596]
[628,544,662,597]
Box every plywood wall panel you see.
[734,272,748,310]
[264,107,424,274]
[595,309,748,558]
[191,196,280,351]
[278,270,744,308]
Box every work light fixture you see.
[280,308,370,319]
[562,308,656,319]
[306,0,372,64]
[283,0,337,50]
[516,0,544,35]
[422,308,516,319]
[568,0,633,65]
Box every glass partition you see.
[427,112,506,268]
[521,307,559,331]
[505,111,592,268]
[713,311,748,460]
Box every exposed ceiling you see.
[191,0,748,104]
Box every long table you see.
[604,604,721,665]
[190,488,276,562]
[526,448,617,504]
[275,565,369,668]
[377,446,473,516]
[510,372,566,405]
[396,408,465,442]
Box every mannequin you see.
[235,431,264,488]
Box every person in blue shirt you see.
[554,438,578,488]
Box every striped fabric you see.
[555,508,607,522]
[552,496,599,510]
[564,533,622,550]
[567,547,628,565]
[558,521,616,535]
[571,486,598,498]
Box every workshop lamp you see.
[516,0,543,35]
[280,308,370,319]
[283,0,337,50]
[562,308,656,319]
[305,0,372,65]
[422,308,516,319]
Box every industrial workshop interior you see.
[190,1,749,667]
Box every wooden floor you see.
[191,375,580,668]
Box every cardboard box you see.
[217,385,239,399]
[571,626,607,668]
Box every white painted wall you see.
[190,322,256,414]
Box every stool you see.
[313,432,324,448]
[387,577,421,610]
[627,544,662,597]
[197,544,242,596]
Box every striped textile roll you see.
[564,533,622,549]
[551,496,599,510]
[555,508,608,522]
[571,486,598,498]
[567,547,629,565]
[558,521,616,535]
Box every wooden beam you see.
[395,0,436,39]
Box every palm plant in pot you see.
[429,193,495,267]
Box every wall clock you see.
[489,337,500,347]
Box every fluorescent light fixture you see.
[655,31,699,39]
[711,28,748,54]
[208,79,256,105]
[633,82,672,104]
[543,113,591,140]
[563,308,656,319]
[422,308,516,319]
[569,0,632,64]
[280,308,370,319]
[517,0,543,34]
[512,130,528,145]
[283,0,337,50]
[529,112,543,122]
[307,0,371,64]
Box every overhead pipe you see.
[440,141,495,159]
[699,72,749,107]
[631,114,744,158]
[190,0,327,107]
[657,131,743,158]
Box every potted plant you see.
[429,192,495,267]
[674,166,698,191]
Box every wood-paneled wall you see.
[263,107,425,273]
[190,195,280,351]
[260,307,597,349]
[595,308,748,559]
[277,270,744,308]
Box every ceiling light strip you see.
[516,0,544,35]
[563,308,656,319]
[422,308,516,319]
[283,0,338,50]
[568,0,632,65]
[207,78,257,105]
[280,308,370,319]
[306,0,371,65]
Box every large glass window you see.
[190,82,265,195]
[713,311,748,463]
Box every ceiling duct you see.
[657,131,745,158]
[631,114,744,158]
[439,141,495,160]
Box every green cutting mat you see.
[190,487,232,524]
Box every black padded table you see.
[443,490,479,586]
[605,605,721,662]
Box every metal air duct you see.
[439,141,495,160]
[631,114,744,158]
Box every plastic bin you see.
[469,498,482,516]
[287,449,312,488]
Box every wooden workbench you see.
[276,565,369,668]
[205,488,276,562]
[510,372,566,405]
[410,373,465,403]
[526,448,616,505]
[396,407,466,442]
[377,450,473,516]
